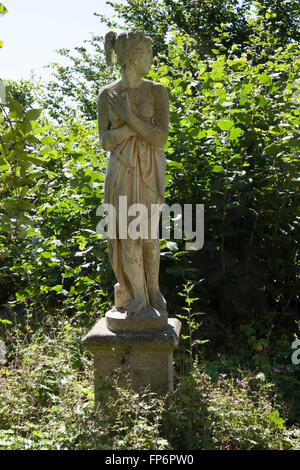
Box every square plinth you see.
[82,317,181,400]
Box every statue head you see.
[104,29,153,75]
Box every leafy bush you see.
[0,107,114,317]
[149,29,299,326]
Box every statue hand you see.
[108,91,132,122]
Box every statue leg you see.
[122,238,148,316]
[143,239,167,312]
[141,184,167,312]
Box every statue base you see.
[82,312,181,404]
[105,306,168,333]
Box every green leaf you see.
[167,160,183,169]
[212,165,224,173]
[229,127,242,141]
[0,319,12,325]
[159,77,169,86]
[51,285,63,292]
[197,129,206,139]
[27,155,45,166]
[40,251,54,259]
[25,109,42,121]
[15,291,25,302]
[7,98,23,118]
[265,143,280,156]
[42,136,53,145]
[0,4,8,15]
[199,65,207,75]
[160,239,167,250]
[258,95,270,107]
[259,73,272,86]
[217,119,234,131]
[192,339,210,345]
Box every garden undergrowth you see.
[0,309,299,450]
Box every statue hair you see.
[104,31,117,67]
[104,29,152,68]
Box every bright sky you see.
[0,0,117,82]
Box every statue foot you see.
[148,288,167,312]
[126,294,148,318]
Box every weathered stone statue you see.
[83,30,181,397]
[97,29,169,319]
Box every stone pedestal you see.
[82,310,181,403]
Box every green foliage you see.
[106,0,252,56]
[0,315,169,450]
[40,1,300,122]
[0,315,298,450]
[104,0,299,59]
[163,365,297,450]
[1,0,298,364]
[4,79,38,114]
[177,281,208,370]
[0,2,6,15]
[253,0,300,46]
[0,111,113,314]
[44,38,117,121]
[150,28,300,325]
[0,100,45,240]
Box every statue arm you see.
[97,88,135,152]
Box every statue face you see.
[130,44,153,76]
[140,47,153,75]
